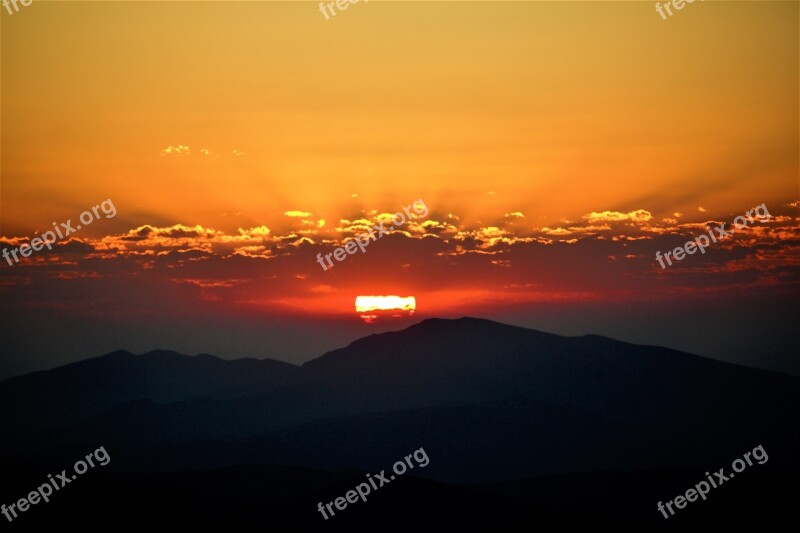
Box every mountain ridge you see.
[2,317,798,484]
[3,317,788,382]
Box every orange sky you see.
[1,1,798,378]
[2,1,797,238]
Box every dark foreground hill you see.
[0,457,793,529]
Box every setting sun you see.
[355,296,416,324]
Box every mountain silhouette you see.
[0,349,298,436]
[1,318,797,526]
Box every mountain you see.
[0,349,299,436]
[2,318,798,486]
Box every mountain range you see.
[1,317,797,527]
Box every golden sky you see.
[2,1,797,237]
[1,1,798,377]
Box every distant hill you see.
[0,349,299,435]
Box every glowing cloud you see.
[285,211,312,218]
[159,145,191,156]
[583,209,653,223]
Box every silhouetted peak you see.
[411,317,504,330]
[405,316,545,337]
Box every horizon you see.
[5,315,798,382]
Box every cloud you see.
[159,145,191,156]
[3,199,796,318]
[232,245,271,259]
[171,278,246,288]
[284,211,312,218]
[583,209,653,223]
[542,227,572,236]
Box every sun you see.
[355,296,416,324]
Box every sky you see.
[1,0,798,379]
